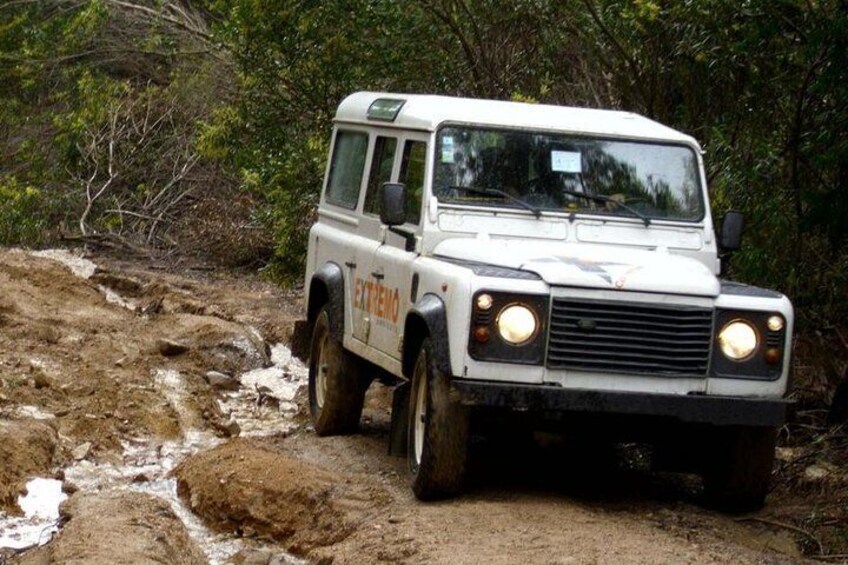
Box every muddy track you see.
[0,249,831,564]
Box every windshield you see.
[434,126,704,222]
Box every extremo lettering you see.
[353,276,400,325]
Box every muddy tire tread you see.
[408,337,468,500]
[308,308,366,436]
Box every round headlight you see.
[718,320,758,360]
[496,304,538,345]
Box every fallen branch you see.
[60,233,153,258]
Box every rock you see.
[157,338,189,356]
[231,549,273,565]
[803,462,839,482]
[215,418,241,438]
[775,447,803,463]
[72,441,92,461]
[205,370,240,391]
[0,420,58,512]
[32,371,52,389]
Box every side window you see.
[400,140,426,225]
[325,130,368,209]
[363,136,398,215]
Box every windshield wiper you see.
[449,185,542,218]
[561,188,651,227]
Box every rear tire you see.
[308,308,366,436]
[702,426,777,513]
[408,337,469,500]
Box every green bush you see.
[0,177,49,246]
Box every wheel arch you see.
[402,293,451,379]
[308,262,346,341]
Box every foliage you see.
[1,0,847,323]
[0,177,49,246]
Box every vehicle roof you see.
[334,91,700,147]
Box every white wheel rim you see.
[413,371,427,465]
[316,334,329,410]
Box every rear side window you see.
[364,136,398,215]
[400,140,426,225]
[325,130,368,209]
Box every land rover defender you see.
[303,92,793,510]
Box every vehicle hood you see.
[434,238,719,297]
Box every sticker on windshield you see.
[551,150,582,173]
[441,136,455,163]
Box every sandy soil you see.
[0,248,842,564]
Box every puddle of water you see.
[0,479,67,550]
[154,368,198,432]
[58,343,309,564]
[221,343,308,437]
[1,342,308,562]
[62,431,250,563]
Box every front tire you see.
[308,308,366,436]
[408,337,469,500]
[702,426,777,512]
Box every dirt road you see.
[0,248,831,563]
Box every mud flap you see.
[290,319,311,362]
[388,381,410,457]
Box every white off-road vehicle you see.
[303,92,793,510]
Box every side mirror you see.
[380,182,406,226]
[720,210,744,252]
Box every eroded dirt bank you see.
[17,491,207,565]
[0,248,843,564]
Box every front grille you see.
[547,299,713,376]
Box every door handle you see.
[344,261,356,269]
[371,272,385,280]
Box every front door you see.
[366,136,428,359]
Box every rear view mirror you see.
[720,211,744,252]
[380,183,406,226]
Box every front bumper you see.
[451,380,790,427]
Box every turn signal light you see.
[764,347,781,365]
[473,326,490,343]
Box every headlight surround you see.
[711,309,788,381]
[468,291,548,365]
[717,320,759,361]
[496,304,538,345]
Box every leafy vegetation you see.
[1,0,846,322]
